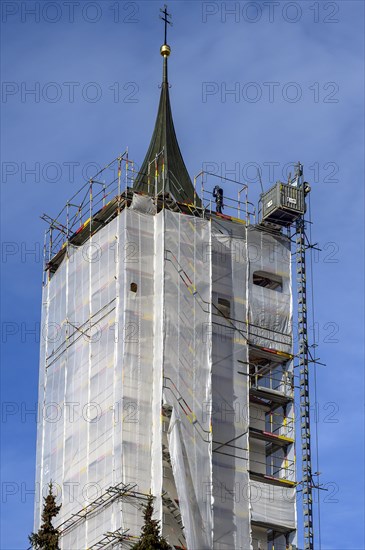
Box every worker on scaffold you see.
[213,184,224,214]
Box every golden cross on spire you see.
[160,4,172,45]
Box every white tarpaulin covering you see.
[247,228,292,353]
[210,222,251,550]
[162,210,213,549]
[35,205,295,549]
[36,210,156,548]
[250,480,296,530]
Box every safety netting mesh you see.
[250,482,296,530]
[35,206,295,549]
[162,210,213,549]
[36,210,157,547]
[247,228,292,353]
[210,221,250,550]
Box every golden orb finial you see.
[160,44,171,57]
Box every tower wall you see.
[211,223,250,549]
[247,228,292,353]
[161,210,213,549]
[36,209,157,547]
[35,205,296,549]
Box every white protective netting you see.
[247,228,292,353]
[37,217,120,548]
[34,280,48,530]
[250,481,296,530]
[118,207,156,538]
[162,209,213,550]
[210,221,251,550]
[35,206,296,550]
[36,209,157,548]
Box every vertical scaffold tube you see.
[117,157,122,213]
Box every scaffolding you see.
[41,152,258,281]
[54,482,151,550]
[41,152,134,278]
[56,482,138,537]
[248,345,296,490]
[87,528,131,549]
[296,213,314,550]
[259,162,316,550]
[38,151,315,549]
[194,169,256,223]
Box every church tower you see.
[35,8,302,549]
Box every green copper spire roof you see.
[133,18,198,205]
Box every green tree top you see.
[29,482,61,550]
[131,494,172,550]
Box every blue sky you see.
[1,1,364,549]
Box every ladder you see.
[57,482,137,537]
[87,528,130,549]
[296,215,314,550]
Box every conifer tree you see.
[131,494,172,550]
[29,482,61,550]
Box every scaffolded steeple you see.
[133,9,197,205]
[34,8,311,550]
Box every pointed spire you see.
[133,7,199,206]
